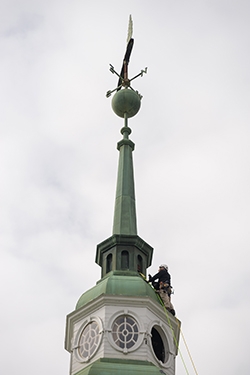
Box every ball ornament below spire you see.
[112,88,141,118]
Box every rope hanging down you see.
[146,275,198,375]
[156,293,199,375]
[180,328,199,375]
[156,293,191,375]
[140,273,198,374]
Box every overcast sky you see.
[1,1,250,374]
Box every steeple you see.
[95,89,153,278]
[108,15,146,237]
[111,64,145,236]
[95,30,150,278]
[65,16,180,375]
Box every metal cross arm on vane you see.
[106,15,147,99]
[106,64,147,98]
[129,67,148,83]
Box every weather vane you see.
[106,15,147,100]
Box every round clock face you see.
[78,321,100,360]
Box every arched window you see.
[106,253,112,273]
[137,255,143,272]
[121,250,129,269]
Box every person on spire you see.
[148,264,175,316]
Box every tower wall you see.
[66,294,180,375]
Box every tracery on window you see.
[111,315,139,350]
[77,320,100,361]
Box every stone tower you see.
[65,18,180,375]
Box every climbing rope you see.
[180,328,199,375]
[139,273,198,374]
[155,293,190,375]
[156,293,199,375]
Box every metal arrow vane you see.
[106,15,147,99]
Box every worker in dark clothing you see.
[148,264,175,316]
[148,264,171,291]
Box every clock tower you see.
[65,17,181,375]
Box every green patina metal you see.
[96,234,153,278]
[76,271,160,310]
[74,358,163,375]
[66,18,180,375]
[95,97,154,278]
[112,124,137,236]
[112,89,141,118]
[96,27,151,280]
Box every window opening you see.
[106,253,112,273]
[111,315,139,349]
[78,321,100,360]
[151,327,165,363]
[137,254,143,272]
[121,250,129,269]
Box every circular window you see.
[150,325,171,366]
[75,320,102,362]
[111,315,139,350]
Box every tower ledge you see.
[73,358,165,375]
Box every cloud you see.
[0,1,249,374]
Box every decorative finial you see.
[106,15,147,120]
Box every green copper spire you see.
[106,13,147,237]
[110,58,145,235]
[112,112,137,235]
[95,18,152,279]
[66,21,180,375]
